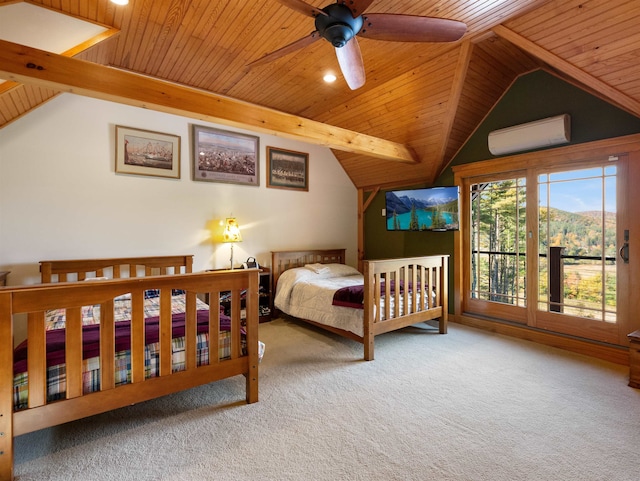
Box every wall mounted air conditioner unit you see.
[488,114,571,155]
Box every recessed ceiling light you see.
[111,0,129,5]
[323,73,337,83]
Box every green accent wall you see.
[364,69,640,310]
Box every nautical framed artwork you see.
[115,125,181,179]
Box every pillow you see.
[322,263,361,278]
[303,263,360,279]
[305,263,330,274]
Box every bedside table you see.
[205,268,272,323]
[0,271,9,286]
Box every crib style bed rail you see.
[362,255,449,360]
[0,257,259,481]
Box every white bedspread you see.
[274,265,366,337]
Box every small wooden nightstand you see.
[0,271,9,287]
[205,268,272,322]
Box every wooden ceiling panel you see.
[0,84,58,128]
[503,0,640,118]
[2,0,640,190]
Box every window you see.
[470,178,526,307]
[538,166,617,322]
[454,147,631,346]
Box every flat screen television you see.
[385,186,460,231]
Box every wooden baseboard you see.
[453,314,630,366]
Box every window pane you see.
[470,178,526,306]
[538,166,616,322]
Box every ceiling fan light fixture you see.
[323,73,337,83]
[315,3,363,48]
[110,0,129,5]
[258,1,468,90]
[324,24,353,47]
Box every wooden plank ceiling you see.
[1,0,640,191]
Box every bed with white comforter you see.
[271,249,449,360]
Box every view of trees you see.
[471,179,527,306]
[471,172,616,321]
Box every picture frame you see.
[266,146,309,191]
[115,126,180,179]
[192,125,259,186]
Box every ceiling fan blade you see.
[340,0,376,17]
[359,14,467,42]
[335,37,366,90]
[274,0,327,18]
[248,32,321,67]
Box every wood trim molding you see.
[492,25,640,117]
[453,315,629,366]
[437,40,473,182]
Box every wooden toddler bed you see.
[272,249,448,361]
[1,255,260,481]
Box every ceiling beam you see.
[435,40,473,183]
[0,39,418,163]
[492,25,640,118]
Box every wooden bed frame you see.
[0,255,259,481]
[271,249,449,361]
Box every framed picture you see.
[266,146,309,191]
[115,126,180,179]
[192,125,259,185]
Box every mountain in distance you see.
[541,207,616,258]
[386,192,453,215]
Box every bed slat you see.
[65,307,83,399]
[185,291,197,371]
[159,290,172,376]
[131,291,145,383]
[209,289,221,365]
[26,312,46,408]
[230,290,241,360]
[100,299,116,390]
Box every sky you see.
[540,166,616,213]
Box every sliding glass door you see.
[462,155,628,345]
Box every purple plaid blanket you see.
[13,309,231,375]
[332,280,421,309]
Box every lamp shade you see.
[222,217,242,243]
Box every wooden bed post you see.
[0,292,14,481]
[362,260,375,361]
[440,256,449,334]
[358,188,364,273]
[245,270,259,403]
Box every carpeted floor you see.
[14,319,640,480]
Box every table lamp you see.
[222,217,242,269]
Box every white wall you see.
[0,94,357,285]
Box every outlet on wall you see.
[382,208,386,216]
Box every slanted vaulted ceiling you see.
[1,0,640,191]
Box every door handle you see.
[620,229,630,264]
[620,243,629,264]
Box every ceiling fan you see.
[249,0,467,90]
